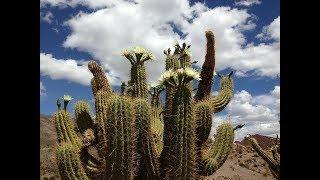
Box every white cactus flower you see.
[158,69,174,85]
[150,81,159,88]
[121,49,130,57]
[133,46,146,54]
[184,68,201,81]
[63,95,73,102]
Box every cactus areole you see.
[53,31,239,180]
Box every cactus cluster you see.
[53,31,241,179]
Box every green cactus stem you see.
[88,60,112,96]
[135,98,160,179]
[199,122,234,176]
[94,90,109,158]
[245,135,280,179]
[149,85,164,157]
[159,68,201,180]
[53,110,81,150]
[209,72,233,113]
[121,82,127,95]
[195,101,213,147]
[104,95,137,180]
[57,99,62,110]
[74,101,94,134]
[56,143,89,180]
[122,46,155,99]
[195,31,216,102]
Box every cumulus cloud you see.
[58,1,280,86]
[40,11,54,24]
[40,0,120,9]
[40,53,93,86]
[257,16,280,41]
[235,0,262,7]
[40,81,47,96]
[209,86,280,141]
[40,53,120,86]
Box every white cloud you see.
[40,81,47,96]
[235,0,261,7]
[210,86,280,141]
[40,53,120,86]
[40,11,54,24]
[40,53,93,86]
[59,1,280,86]
[257,17,280,41]
[40,0,120,9]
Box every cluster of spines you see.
[53,110,81,150]
[209,74,233,113]
[56,143,89,180]
[195,101,213,147]
[104,95,137,180]
[74,101,94,134]
[88,60,112,96]
[199,122,234,176]
[135,98,160,179]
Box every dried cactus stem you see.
[247,136,280,179]
[88,60,112,96]
[195,31,216,102]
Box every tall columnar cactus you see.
[245,135,280,179]
[121,46,155,99]
[135,98,160,179]
[104,95,137,180]
[53,30,242,180]
[158,68,200,179]
[149,85,164,157]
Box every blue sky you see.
[40,0,280,140]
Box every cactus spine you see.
[104,95,136,180]
[53,110,81,150]
[53,31,244,180]
[199,123,234,176]
[135,98,160,179]
[56,143,89,180]
[149,86,164,157]
[74,101,94,134]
